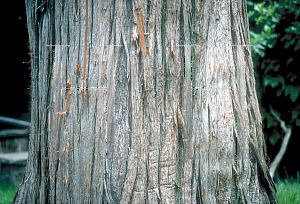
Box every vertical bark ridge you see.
[156,0,182,203]
[181,1,193,203]
[96,6,113,202]
[106,3,123,200]
[142,0,160,202]
[140,0,163,203]
[119,1,147,202]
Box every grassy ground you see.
[275,173,300,204]
[0,164,24,204]
[0,173,299,203]
[0,181,19,204]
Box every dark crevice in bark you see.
[161,0,167,147]
[176,1,185,202]
[64,7,71,86]
[102,183,106,204]
[43,44,53,203]
[145,159,149,203]
[191,147,196,200]
[207,104,211,167]
[190,0,196,44]
[86,0,96,103]
[158,0,167,201]
[36,6,45,203]
[229,3,243,203]
[74,0,79,15]
[207,103,211,136]
[153,16,157,105]
[176,117,184,203]
[60,0,66,19]
[189,4,197,199]
[231,133,238,204]
[196,158,204,204]
[126,0,133,151]
[146,0,151,33]
[90,100,97,202]
[139,2,149,198]
[37,137,42,201]
[108,0,116,45]
[189,0,197,108]
[122,156,129,201]
[244,49,253,76]
[143,1,153,199]
[179,0,185,111]
[54,159,60,204]
[229,1,238,84]
[157,110,163,203]
[49,4,56,203]
[230,94,239,158]
[76,2,82,95]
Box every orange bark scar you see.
[137,8,147,57]
[55,111,67,115]
[66,82,71,113]
[86,90,90,108]
[55,82,71,115]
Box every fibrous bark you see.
[14,0,278,203]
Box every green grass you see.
[0,181,19,204]
[275,173,300,204]
[0,164,24,204]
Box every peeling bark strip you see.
[53,45,62,160]
[184,45,192,157]
[17,0,279,203]
[54,45,62,103]
[136,7,147,57]
[106,45,115,159]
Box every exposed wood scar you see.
[66,82,71,114]
[137,7,147,57]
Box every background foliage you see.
[247,0,300,179]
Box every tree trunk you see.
[15,0,279,203]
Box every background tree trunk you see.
[15,0,279,203]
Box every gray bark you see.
[14,0,279,203]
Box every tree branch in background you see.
[0,116,31,127]
[0,129,30,138]
[269,105,292,179]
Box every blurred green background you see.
[247,0,300,182]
